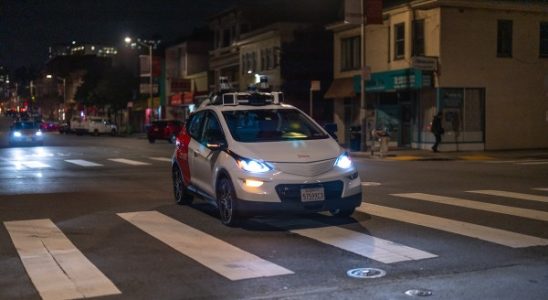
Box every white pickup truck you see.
[70,116,117,136]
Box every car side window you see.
[201,112,225,145]
[187,112,205,140]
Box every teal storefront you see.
[352,68,485,151]
[353,68,433,148]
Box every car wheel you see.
[216,176,240,226]
[93,129,99,136]
[329,207,355,218]
[148,137,155,143]
[172,165,193,205]
[111,129,116,136]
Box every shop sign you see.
[411,56,438,71]
[171,79,191,93]
[354,68,432,92]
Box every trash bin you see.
[350,126,361,151]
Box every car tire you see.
[329,207,355,218]
[111,129,116,136]
[216,176,240,226]
[93,129,99,136]
[172,165,193,205]
[148,137,155,143]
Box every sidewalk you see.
[350,148,548,161]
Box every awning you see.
[324,78,356,99]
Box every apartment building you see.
[327,0,548,150]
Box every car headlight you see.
[13,131,22,137]
[35,131,43,136]
[237,157,272,173]
[335,152,353,169]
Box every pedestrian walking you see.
[431,112,444,152]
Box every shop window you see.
[436,88,485,143]
[497,20,513,57]
[541,22,548,58]
[412,20,425,56]
[341,36,361,71]
[394,23,405,60]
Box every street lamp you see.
[124,36,154,121]
[46,74,66,104]
[46,74,67,121]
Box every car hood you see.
[232,139,342,163]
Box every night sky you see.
[0,0,239,71]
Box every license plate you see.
[300,187,325,202]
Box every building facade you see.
[328,0,548,151]
[165,40,210,121]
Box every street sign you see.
[411,56,438,71]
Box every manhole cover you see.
[405,289,433,297]
[346,268,386,279]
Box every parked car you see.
[71,116,117,136]
[58,122,72,134]
[40,120,60,132]
[171,87,362,226]
[9,121,44,146]
[147,120,183,143]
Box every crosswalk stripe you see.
[149,157,171,162]
[3,219,121,300]
[356,203,548,248]
[65,159,103,167]
[393,193,548,222]
[108,158,150,166]
[14,161,50,169]
[518,161,548,165]
[118,211,293,280]
[534,188,548,192]
[467,190,548,204]
[291,225,437,263]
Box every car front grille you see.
[275,180,343,203]
[272,159,336,177]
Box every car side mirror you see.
[206,140,227,151]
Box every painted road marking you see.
[467,190,548,204]
[534,188,548,192]
[291,224,437,264]
[356,203,548,248]
[14,161,50,169]
[65,159,103,167]
[393,193,548,222]
[4,219,121,300]
[118,211,293,280]
[518,161,548,165]
[361,182,382,187]
[108,158,150,166]
[149,157,172,162]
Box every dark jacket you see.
[431,114,444,135]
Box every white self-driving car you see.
[171,88,362,226]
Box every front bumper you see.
[237,192,362,215]
[229,167,363,215]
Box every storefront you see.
[352,68,485,151]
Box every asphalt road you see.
[0,125,547,300]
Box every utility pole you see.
[360,0,368,151]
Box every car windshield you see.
[222,108,328,142]
[13,122,38,130]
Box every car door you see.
[191,111,226,196]
[186,111,206,191]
